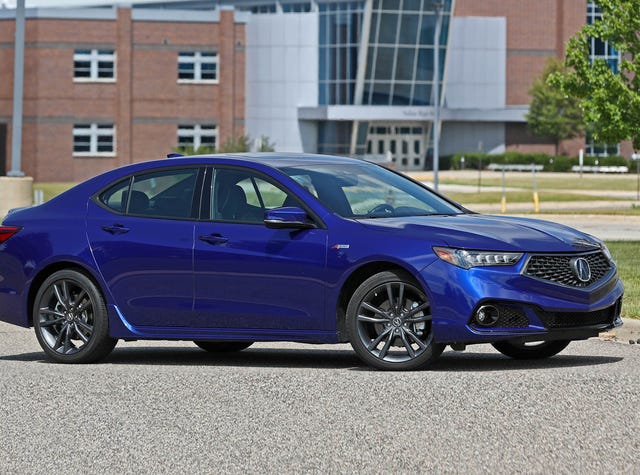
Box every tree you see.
[174,134,276,155]
[216,134,252,153]
[526,58,584,156]
[551,0,640,151]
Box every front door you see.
[192,167,328,331]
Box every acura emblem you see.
[570,257,591,283]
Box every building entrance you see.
[365,123,428,170]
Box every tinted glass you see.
[212,169,300,223]
[100,179,130,213]
[128,168,199,219]
[279,162,461,218]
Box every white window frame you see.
[177,124,218,150]
[73,49,116,82]
[178,51,219,84]
[73,123,116,157]
[585,132,620,158]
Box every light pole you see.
[431,2,443,192]
[632,153,640,201]
[9,0,25,177]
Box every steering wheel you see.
[368,203,395,215]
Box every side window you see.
[100,178,130,213]
[130,169,199,219]
[288,174,319,198]
[213,169,301,223]
[240,177,287,209]
[98,168,199,219]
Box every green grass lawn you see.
[607,241,640,319]
[447,190,629,205]
[441,172,640,192]
[33,182,75,202]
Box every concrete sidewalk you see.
[601,318,640,344]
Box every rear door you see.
[87,166,203,328]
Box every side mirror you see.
[264,207,315,229]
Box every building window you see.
[587,2,620,73]
[73,49,116,81]
[178,52,218,83]
[282,3,312,13]
[73,124,115,156]
[248,4,277,14]
[318,1,452,106]
[177,125,217,150]
[585,133,619,157]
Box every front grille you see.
[494,306,529,327]
[536,299,620,328]
[470,304,529,329]
[524,251,612,288]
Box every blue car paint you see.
[0,153,624,348]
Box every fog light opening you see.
[475,305,500,327]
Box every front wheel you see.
[492,340,570,359]
[33,270,117,363]
[346,270,444,371]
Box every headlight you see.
[433,246,523,269]
[586,234,614,263]
[600,243,613,262]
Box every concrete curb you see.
[599,318,640,344]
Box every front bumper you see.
[421,258,625,345]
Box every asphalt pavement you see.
[1,322,639,474]
[2,171,639,473]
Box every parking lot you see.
[1,321,639,473]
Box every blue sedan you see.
[0,153,624,370]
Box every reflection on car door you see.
[192,167,329,331]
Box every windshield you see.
[278,162,462,218]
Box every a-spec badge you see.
[331,244,350,250]
[570,257,592,283]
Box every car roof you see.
[168,152,360,168]
[71,152,367,198]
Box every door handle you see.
[198,233,229,245]
[101,224,130,235]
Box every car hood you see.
[356,214,602,253]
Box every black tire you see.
[492,339,570,359]
[346,270,444,371]
[33,269,117,363]
[194,341,254,353]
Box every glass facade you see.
[586,2,620,153]
[363,0,450,106]
[319,0,452,107]
[587,1,620,73]
[317,0,452,164]
[319,1,365,106]
[317,121,354,155]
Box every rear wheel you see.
[33,270,116,363]
[492,340,570,359]
[194,341,253,353]
[346,270,444,371]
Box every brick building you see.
[1,1,630,179]
[0,6,246,181]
